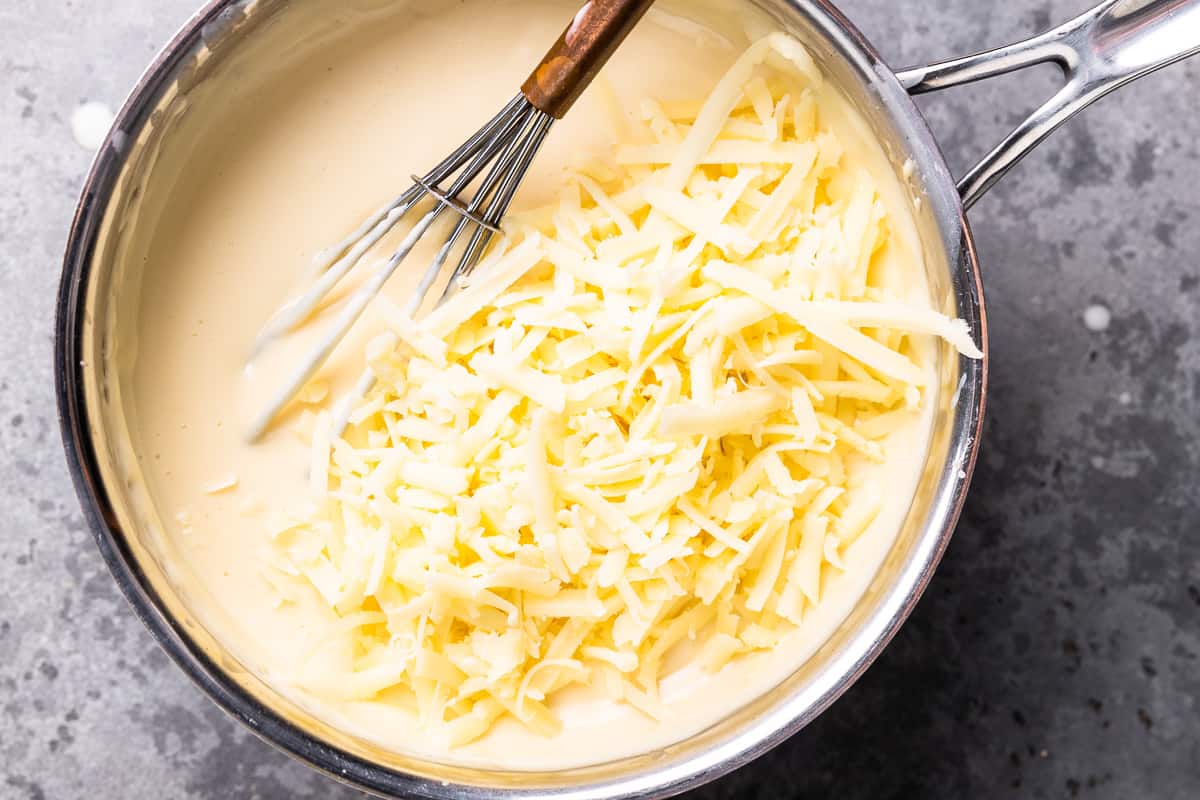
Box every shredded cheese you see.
[270,33,982,747]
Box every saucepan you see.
[55,0,1200,797]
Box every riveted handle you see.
[522,0,657,118]
[898,0,1200,209]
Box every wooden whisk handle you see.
[522,0,656,118]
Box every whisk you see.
[248,0,656,440]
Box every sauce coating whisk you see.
[249,0,655,440]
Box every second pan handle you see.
[897,0,1200,210]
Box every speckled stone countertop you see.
[2,1,1197,797]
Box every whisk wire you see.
[411,107,545,313]
[309,94,528,277]
[250,95,531,358]
[445,113,554,300]
[248,96,555,440]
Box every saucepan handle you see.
[897,0,1200,210]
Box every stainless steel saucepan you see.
[55,1,1200,797]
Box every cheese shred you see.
[269,33,981,747]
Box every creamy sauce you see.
[117,0,938,769]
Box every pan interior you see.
[70,0,981,794]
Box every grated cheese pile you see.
[267,33,982,747]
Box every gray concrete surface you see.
[2,1,1198,797]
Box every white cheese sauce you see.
[114,0,939,769]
